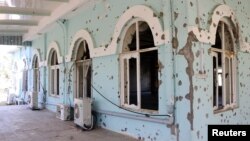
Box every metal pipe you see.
[96,110,173,125]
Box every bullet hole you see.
[187,112,193,126]
[206,113,209,118]
[174,12,179,21]
[153,13,157,17]
[103,122,106,127]
[175,96,179,102]
[105,15,108,18]
[161,34,165,40]
[121,128,127,132]
[159,80,162,86]
[109,76,113,80]
[190,2,193,7]
[183,93,190,101]
[117,38,121,43]
[105,44,108,48]
[155,32,158,36]
[245,37,248,42]
[158,60,164,76]
[96,28,99,31]
[178,80,182,86]
[172,27,179,48]
[216,11,220,15]
[208,19,212,25]
[159,12,164,17]
[198,98,201,103]
[183,23,187,27]
[194,86,198,91]
[204,87,206,92]
[195,50,200,58]
[195,17,199,25]
[179,96,183,101]
[197,131,200,139]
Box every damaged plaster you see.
[178,31,198,130]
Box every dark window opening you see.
[211,20,237,111]
[76,40,92,99]
[140,50,158,110]
[129,58,138,106]
[122,21,158,111]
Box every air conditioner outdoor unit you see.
[56,104,71,121]
[27,92,38,109]
[6,93,16,105]
[74,98,94,130]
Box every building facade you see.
[12,0,250,141]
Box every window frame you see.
[75,59,92,99]
[49,50,60,97]
[74,40,92,99]
[33,56,40,93]
[210,18,238,113]
[120,19,159,113]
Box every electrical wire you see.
[91,84,171,117]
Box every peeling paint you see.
[178,31,198,130]
[172,27,179,49]
[174,12,179,21]
[158,60,164,77]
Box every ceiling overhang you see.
[23,0,92,41]
[0,6,51,16]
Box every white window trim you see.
[210,19,238,113]
[75,59,92,99]
[65,29,94,62]
[120,20,159,112]
[50,65,60,97]
[32,55,40,93]
[33,67,40,93]
[46,41,63,66]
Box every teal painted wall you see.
[12,0,250,141]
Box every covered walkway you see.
[0,105,137,141]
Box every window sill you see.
[122,105,159,115]
[49,94,60,98]
[213,104,238,114]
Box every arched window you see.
[22,59,28,92]
[75,40,92,99]
[120,20,159,111]
[32,55,40,92]
[49,50,59,96]
[210,18,237,112]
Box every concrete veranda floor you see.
[0,105,138,141]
